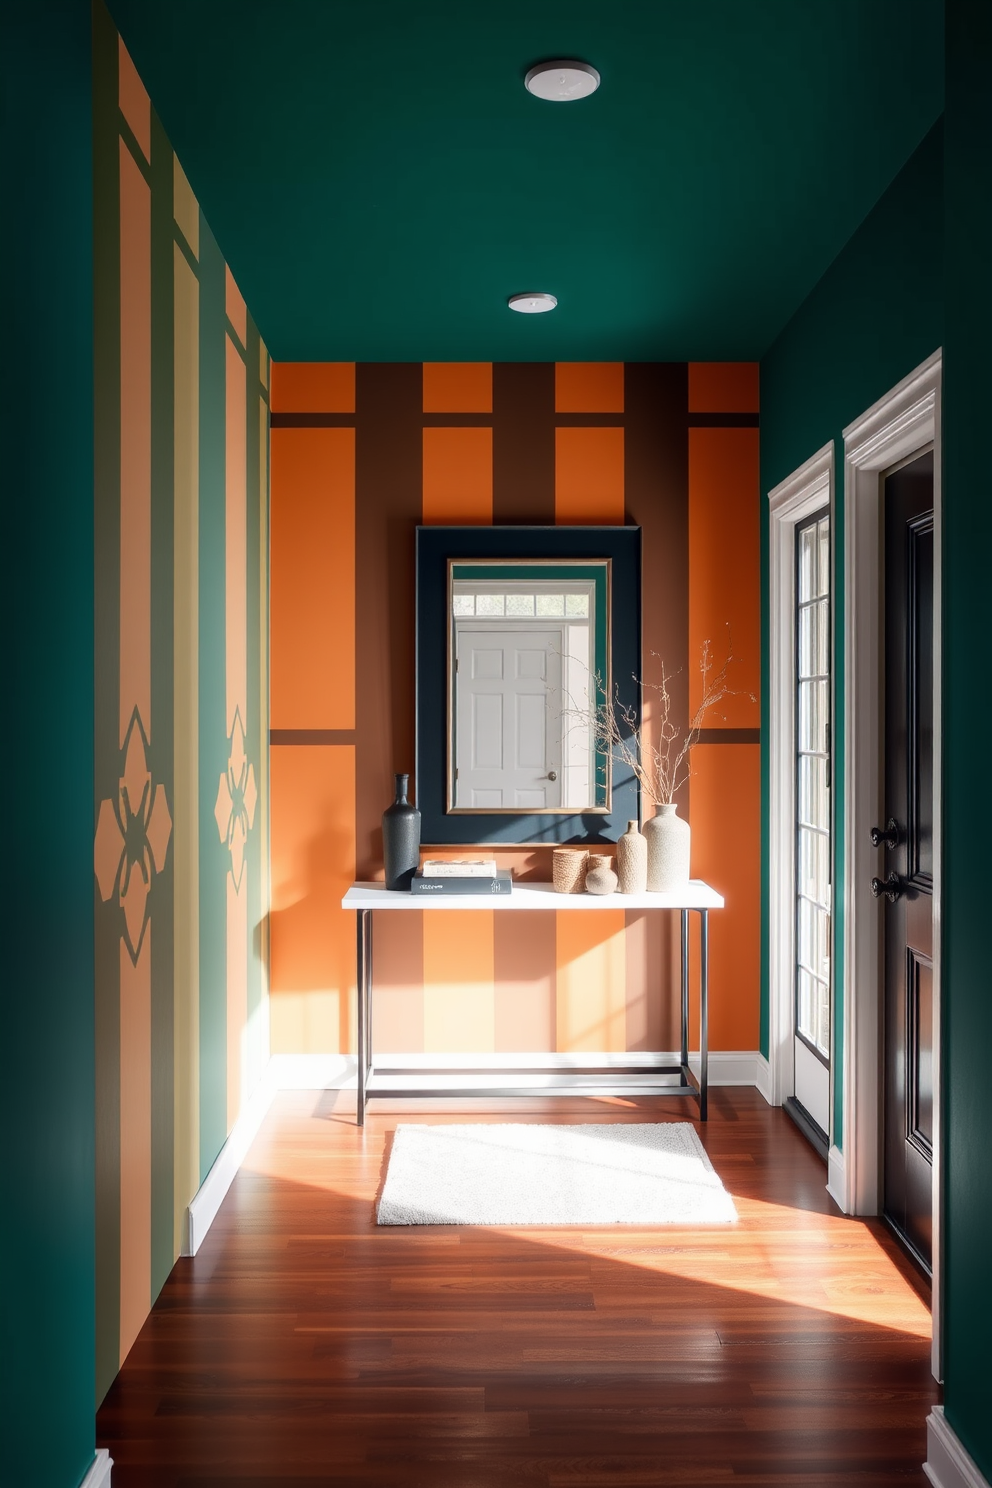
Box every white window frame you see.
[842,349,942,1379]
[768,444,834,1123]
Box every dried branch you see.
[582,628,753,807]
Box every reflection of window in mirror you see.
[448,561,610,814]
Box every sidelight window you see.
[795,511,831,1063]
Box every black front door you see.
[876,449,934,1273]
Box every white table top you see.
[342,881,724,911]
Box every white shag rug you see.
[376,1122,738,1226]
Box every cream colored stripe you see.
[555,909,627,1052]
[173,154,199,259]
[423,912,495,1052]
[257,399,270,1076]
[119,141,152,745]
[173,244,200,1250]
[226,335,247,736]
[119,934,152,1363]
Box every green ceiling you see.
[108,0,944,362]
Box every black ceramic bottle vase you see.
[382,773,421,890]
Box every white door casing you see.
[768,443,834,1118]
[842,349,941,1379]
[455,627,563,808]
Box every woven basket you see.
[552,847,589,894]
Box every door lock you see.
[871,871,904,902]
[547,770,558,781]
[870,817,900,849]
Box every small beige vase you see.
[643,803,691,891]
[584,856,618,895]
[616,820,648,894]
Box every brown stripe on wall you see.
[354,364,422,873]
[270,412,355,428]
[492,363,556,524]
[270,729,356,745]
[695,727,761,744]
[354,365,425,1041]
[624,363,690,1051]
[688,412,760,428]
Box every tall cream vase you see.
[643,803,690,891]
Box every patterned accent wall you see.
[92,6,269,1402]
[268,361,758,1061]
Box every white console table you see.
[341,881,724,1125]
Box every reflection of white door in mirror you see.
[455,629,563,809]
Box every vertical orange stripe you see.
[118,37,150,162]
[423,912,496,1052]
[225,335,247,737]
[555,908,627,1052]
[119,935,151,1363]
[554,427,625,524]
[119,142,151,746]
[270,362,355,413]
[689,745,760,1051]
[269,745,357,1054]
[422,362,493,412]
[226,874,248,1126]
[688,427,760,723]
[270,427,355,730]
[225,265,247,347]
[422,427,493,524]
[688,362,759,414]
[555,362,624,412]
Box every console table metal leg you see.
[680,910,689,1071]
[356,909,369,1126]
[699,908,709,1121]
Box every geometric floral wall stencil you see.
[214,708,257,893]
[94,707,173,965]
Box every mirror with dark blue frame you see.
[416,525,641,845]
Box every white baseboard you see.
[184,1056,355,1255]
[754,1053,773,1104]
[79,1449,113,1488]
[827,1143,847,1212]
[183,1048,768,1254]
[926,1407,991,1488]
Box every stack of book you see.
[411,859,512,896]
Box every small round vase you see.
[382,773,421,890]
[584,856,618,896]
[643,803,690,892]
[616,819,648,894]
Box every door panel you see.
[455,628,562,808]
[881,450,934,1272]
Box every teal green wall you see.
[759,122,944,1145]
[0,1,97,1486]
[941,0,992,1476]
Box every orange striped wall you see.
[269,361,760,1058]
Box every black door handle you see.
[871,871,903,902]
[870,818,900,849]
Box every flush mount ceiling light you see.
[524,59,600,102]
[508,292,558,313]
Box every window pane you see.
[798,605,816,679]
[816,596,830,675]
[452,595,474,617]
[505,593,535,616]
[799,525,816,602]
[536,593,565,617]
[565,593,590,617]
[817,517,830,598]
[816,980,831,1057]
[476,594,505,616]
[798,969,816,1041]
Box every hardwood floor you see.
[97,1089,937,1485]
